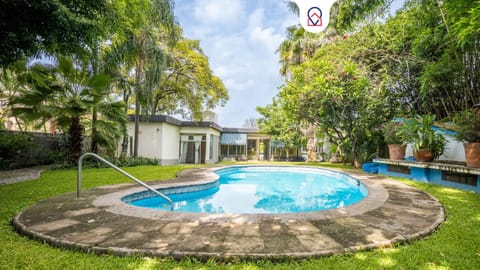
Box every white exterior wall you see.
[124,121,223,165]
[207,128,221,164]
[160,123,180,165]
[180,127,221,164]
[441,136,466,161]
[405,133,466,162]
[126,122,180,165]
[127,122,162,160]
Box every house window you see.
[179,134,206,164]
[220,133,247,160]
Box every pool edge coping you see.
[92,165,389,222]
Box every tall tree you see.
[109,64,135,156]
[257,99,306,151]
[277,26,329,78]
[107,0,176,157]
[274,39,389,165]
[277,25,331,161]
[0,64,27,131]
[349,0,480,117]
[152,36,228,120]
[0,0,111,67]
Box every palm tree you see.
[278,25,330,78]
[82,42,128,155]
[11,56,126,162]
[0,64,28,131]
[106,0,176,157]
[109,64,135,156]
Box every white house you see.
[124,115,272,165]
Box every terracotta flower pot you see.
[414,149,434,162]
[464,142,480,168]
[388,144,406,160]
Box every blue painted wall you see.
[376,163,480,193]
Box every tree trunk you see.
[134,94,140,157]
[68,117,84,163]
[91,109,98,153]
[121,86,131,157]
[306,124,316,162]
[133,56,144,157]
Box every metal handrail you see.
[77,153,174,211]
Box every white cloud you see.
[248,8,264,30]
[250,26,284,52]
[175,0,298,126]
[246,8,285,53]
[192,0,246,26]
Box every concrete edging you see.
[12,166,445,261]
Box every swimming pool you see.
[124,166,368,214]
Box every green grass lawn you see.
[1,163,479,269]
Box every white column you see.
[179,135,188,163]
[194,135,203,164]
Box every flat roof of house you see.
[222,127,259,134]
[127,115,260,134]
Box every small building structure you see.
[220,128,270,161]
[124,115,273,165]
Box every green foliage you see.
[270,0,480,166]
[333,0,389,31]
[0,132,32,169]
[114,156,160,167]
[10,56,126,162]
[452,108,480,143]
[1,165,480,269]
[453,0,480,46]
[257,100,306,149]
[401,114,446,159]
[0,0,111,67]
[267,37,390,165]
[153,35,228,120]
[105,0,176,156]
[344,0,480,118]
[54,155,160,169]
[382,121,406,145]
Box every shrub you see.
[0,132,33,169]
[400,114,446,159]
[54,155,160,169]
[382,120,406,145]
[452,108,480,143]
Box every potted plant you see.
[401,114,446,162]
[382,120,407,160]
[452,108,480,168]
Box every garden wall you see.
[404,135,466,162]
[0,131,62,169]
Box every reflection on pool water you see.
[125,166,368,214]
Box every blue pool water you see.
[126,166,368,214]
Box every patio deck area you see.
[13,167,445,260]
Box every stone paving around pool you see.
[13,166,445,260]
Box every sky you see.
[174,0,405,128]
[174,0,297,127]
